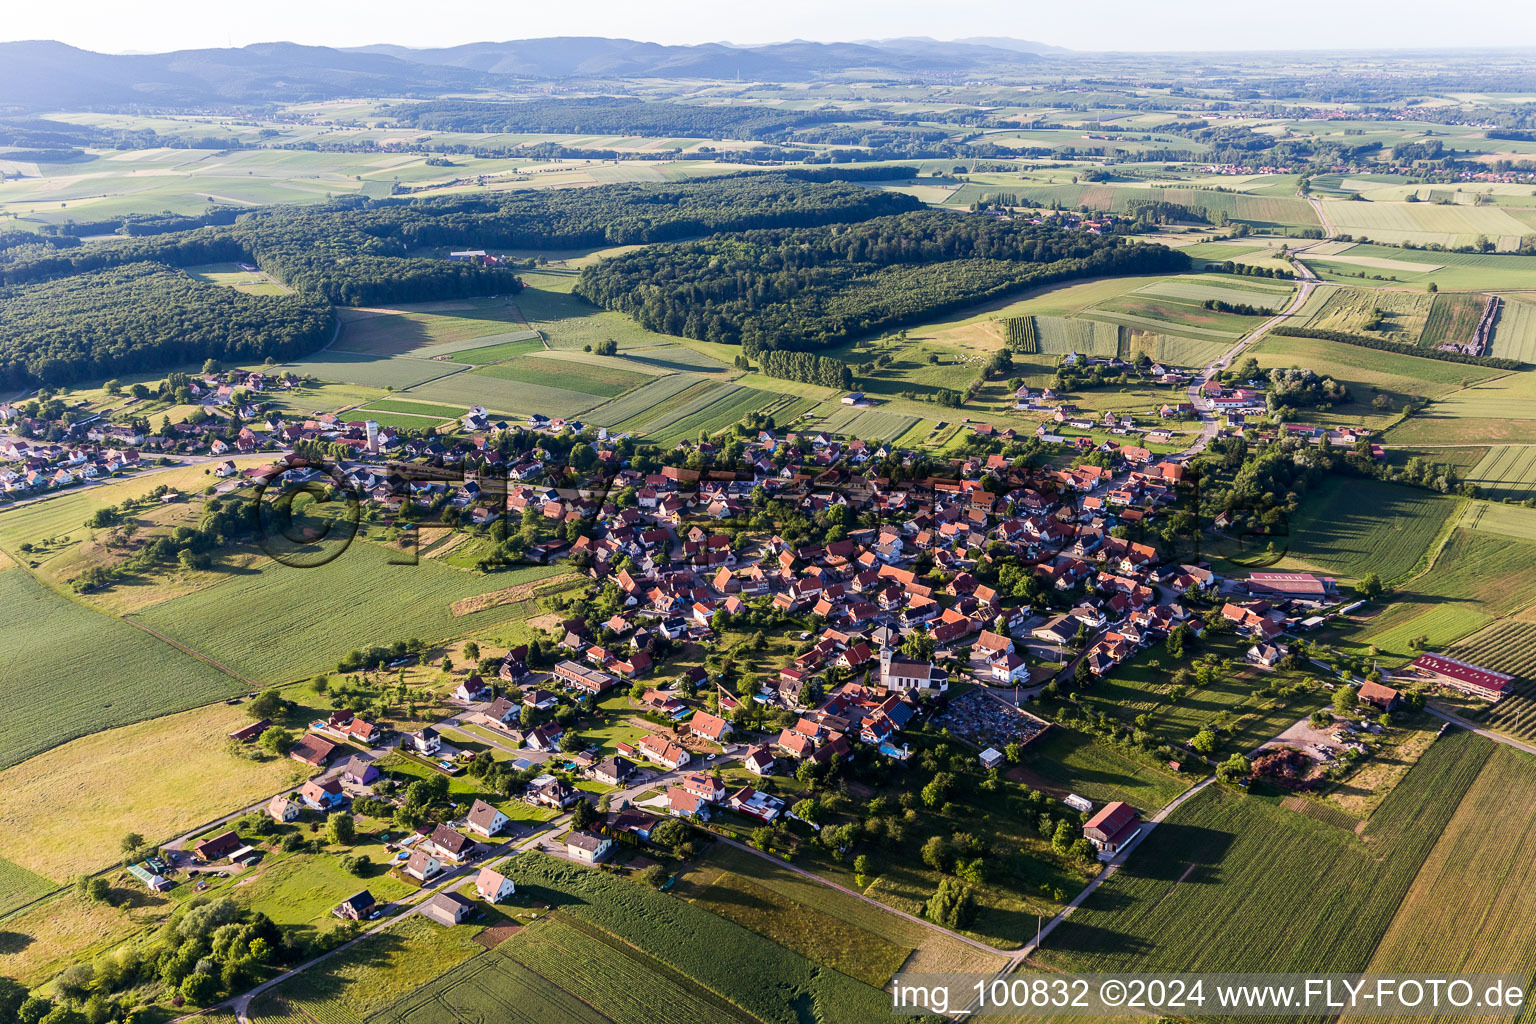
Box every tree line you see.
[756,350,854,388]
[0,263,333,389]
[574,211,1189,351]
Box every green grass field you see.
[399,372,606,419]
[581,373,702,428]
[1461,500,1536,542]
[506,855,893,1024]
[1308,244,1536,291]
[131,543,566,684]
[359,398,469,419]
[234,848,415,932]
[1319,198,1536,250]
[1352,744,1536,1017]
[0,857,56,918]
[646,385,782,445]
[435,336,546,363]
[1035,730,1492,977]
[801,404,923,442]
[0,568,244,768]
[1465,445,1536,502]
[284,352,469,390]
[469,354,651,398]
[1014,728,1192,810]
[1244,478,1458,583]
[606,379,731,435]
[1385,368,1536,446]
[1490,296,1536,363]
[334,300,534,357]
[1420,292,1492,350]
[185,262,287,296]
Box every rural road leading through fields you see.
[1174,259,1319,461]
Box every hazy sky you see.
[3,0,1534,54]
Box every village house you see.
[564,830,613,863]
[1083,801,1143,861]
[475,868,516,903]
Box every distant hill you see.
[350,36,1046,81]
[0,36,1050,112]
[0,40,496,110]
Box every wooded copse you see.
[574,211,1190,351]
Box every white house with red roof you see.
[1083,801,1142,861]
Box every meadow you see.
[283,352,469,391]
[250,915,491,1024]
[0,568,245,769]
[1035,730,1493,979]
[334,299,532,357]
[1013,728,1191,810]
[0,887,172,987]
[1302,285,1435,343]
[233,849,415,932]
[398,372,606,418]
[131,542,567,684]
[1233,477,1459,584]
[0,701,310,880]
[186,262,288,296]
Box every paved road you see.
[1425,706,1536,756]
[1307,195,1337,237]
[1174,259,1319,461]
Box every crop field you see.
[606,379,730,435]
[615,342,734,374]
[1035,730,1492,978]
[1146,333,1231,366]
[284,352,468,390]
[1465,445,1536,501]
[132,543,567,684]
[685,869,911,985]
[399,371,604,418]
[492,916,767,1024]
[366,942,615,1024]
[0,701,309,880]
[348,411,452,430]
[0,857,56,918]
[513,286,718,358]
[1461,500,1536,542]
[1318,198,1536,250]
[1420,292,1493,349]
[802,404,922,442]
[1085,296,1249,340]
[358,398,469,419]
[432,335,545,363]
[1446,622,1536,741]
[1350,745,1536,1014]
[949,182,1318,228]
[582,373,701,427]
[1307,245,1536,291]
[1133,276,1294,307]
[1490,297,1536,363]
[507,855,892,1024]
[1302,285,1435,342]
[1250,478,1457,583]
[335,300,531,357]
[645,385,789,445]
[470,354,651,398]
[0,568,244,769]
[1385,368,1536,446]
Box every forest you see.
[574,211,1190,350]
[0,263,334,388]
[388,98,836,140]
[0,174,916,289]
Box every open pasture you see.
[1035,730,1492,977]
[284,351,468,390]
[132,542,566,684]
[0,700,309,880]
[1385,367,1536,446]
[185,262,287,296]
[0,568,244,769]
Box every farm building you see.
[1411,654,1514,701]
[127,864,172,892]
[1243,572,1337,601]
[289,733,337,767]
[1358,680,1401,711]
[1083,801,1143,861]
